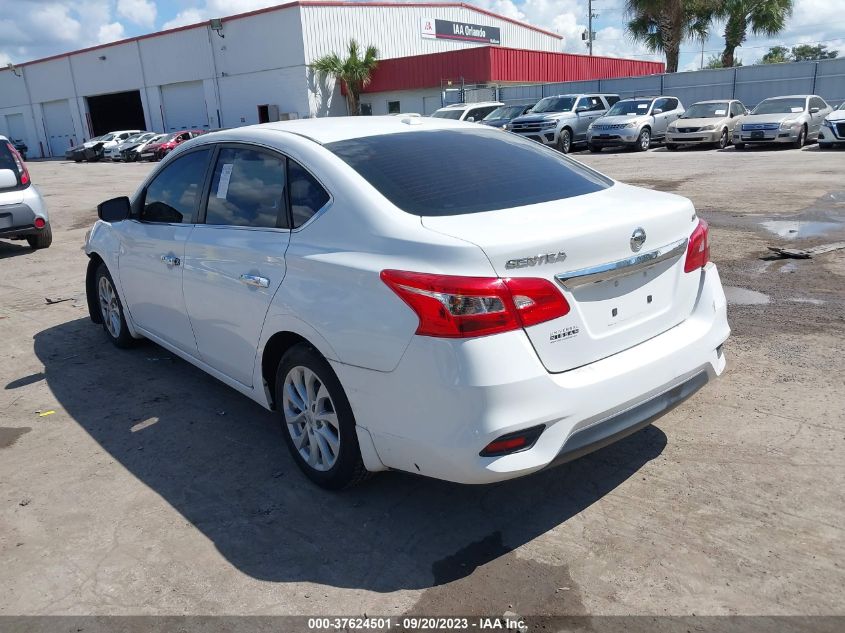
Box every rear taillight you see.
[34,217,46,229]
[380,270,570,339]
[684,219,710,273]
[5,143,30,187]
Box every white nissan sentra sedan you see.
[85,116,729,489]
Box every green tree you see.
[761,43,839,64]
[790,43,838,60]
[311,39,379,116]
[705,53,742,68]
[761,44,790,63]
[716,0,793,68]
[626,0,718,73]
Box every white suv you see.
[431,102,504,122]
[85,116,729,489]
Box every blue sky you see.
[1,0,843,71]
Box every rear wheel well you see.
[262,331,313,409]
[86,254,105,323]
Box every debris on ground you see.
[44,297,74,305]
[36,410,55,417]
[766,242,845,259]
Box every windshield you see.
[682,103,729,118]
[326,129,610,216]
[122,134,143,143]
[838,102,845,111]
[531,96,576,113]
[753,98,806,114]
[606,100,654,116]
[431,109,464,120]
[484,105,528,121]
[99,134,115,142]
[137,133,156,142]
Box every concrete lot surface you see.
[1,144,844,618]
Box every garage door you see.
[161,81,208,132]
[5,113,28,146]
[42,99,76,157]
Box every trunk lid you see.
[421,182,701,373]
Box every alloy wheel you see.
[282,366,341,472]
[559,130,571,154]
[640,130,650,150]
[98,276,122,338]
[719,130,728,149]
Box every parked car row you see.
[433,93,842,152]
[65,129,207,162]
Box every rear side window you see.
[288,160,330,228]
[205,147,286,228]
[327,129,610,216]
[141,149,211,223]
[605,95,620,106]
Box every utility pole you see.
[700,38,705,69]
[583,0,598,56]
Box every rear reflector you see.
[684,220,710,273]
[480,425,545,457]
[34,217,46,229]
[380,270,570,338]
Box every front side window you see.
[205,147,286,228]
[288,160,330,228]
[578,96,604,112]
[730,102,745,117]
[141,149,211,223]
[327,129,610,216]
[810,97,827,110]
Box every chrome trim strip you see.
[554,237,688,289]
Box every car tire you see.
[588,144,602,153]
[95,264,135,349]
[793,126,806,149]
[557,128,572,154]
[717,129,729,149]
[275,343,370,490]
[635,128,651,151]
[666,143,678,151]
[734,143,746,150]
[26,225,52,249]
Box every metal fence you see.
[495,58,845,109]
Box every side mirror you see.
[97,196,131,223]
[0,169,18,189]
[810,106,820,113]
[576,105,589,113]
[466,116,475,122]
[652,108,663,115]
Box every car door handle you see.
[240,274,269,288]
[161,255,180,266]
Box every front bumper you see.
[335,263,730,484]
[666,130,721,145]
[513,129,558,145]
[587,129,640,147]
[734,127,800,144]
[819,123,845,144]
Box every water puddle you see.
[760,220,843,239]
[724,286,771,305]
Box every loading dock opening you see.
[86,91,146,136]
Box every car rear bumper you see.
[0,198,49,238]
[334,262,730,484]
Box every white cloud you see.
[30,4,82,43]
[162,8,206,30]
[97,21,126,44]
[117,0,157,28]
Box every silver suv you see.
[587,96,685,152]
[508,94,620,153]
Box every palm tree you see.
[311,40,379,116]
[717,0,792,68]
[626,0,717,73]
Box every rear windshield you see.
[326,129,611,216]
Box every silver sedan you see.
[733,95,833,149]
[666,100,747,150]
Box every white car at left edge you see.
[84,116,729,489]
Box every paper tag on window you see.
[216,164,234,199]
[715,109,726,115]
[791,107,803,113]
[638,104,648,109]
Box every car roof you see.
[437,102,503,109]
[692,99,735,104]
[204,116,483,145]
[762,95,813,99]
